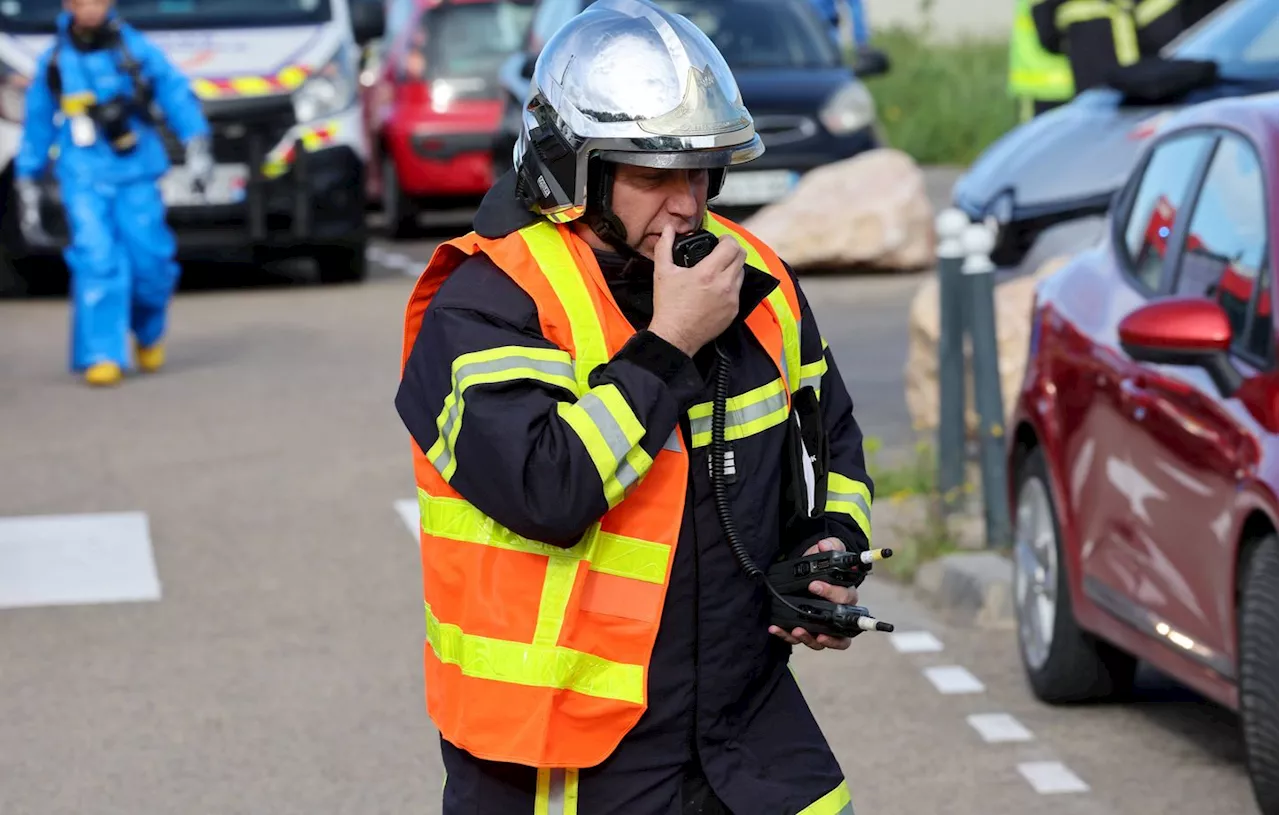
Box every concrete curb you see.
[913,550,1015,629]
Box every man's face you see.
[64,0,113,29]
[609,164,710,259]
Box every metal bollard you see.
[961,223,1013,548]
[934,209,969,513]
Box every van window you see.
[0,0,332,32]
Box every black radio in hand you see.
[672,229,719,268]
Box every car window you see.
[421,1,532,79]
[1168,0,1279,82]
[1171,133,1270,359]
[1120,133,1214,291]
[1244,264,1273,364]
[652,0,841,69]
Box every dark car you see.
[954,0,1278,269]
[1006,93,1277,813]
[492,0,887,211]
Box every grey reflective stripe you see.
[801,372,823,394]
[431,402,460,473]
[615,457,641,492]
[663,428,682,452]
[778,350,790,390]
[579,391,632,463]
[829,487,871,521]
[453,353,575,390]
[837,802,855,815]
[547,769,569,815]
[689,387,789,439]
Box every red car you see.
[1006,93,1278,813]
[361,0,532,238]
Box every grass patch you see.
[857,26,1020,166]
[862,436,969,580]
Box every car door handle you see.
[1119,376,1152,420]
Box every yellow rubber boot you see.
[136,341,166,373]
[84,361,123,387]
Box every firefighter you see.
[14,0,211,386]
[1009,0,1075,120]
[395,1,876,812]
[1030,0,1185,95]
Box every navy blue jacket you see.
[396,172,875,814]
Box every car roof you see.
[1160,91,1279,142]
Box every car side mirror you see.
[351,0,385,45]
[851,46,890,78]
[1118,296,1243,396]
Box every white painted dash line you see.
[0,511,161,609]
[967,713,1033,743]
[394,499,419,538]
[890,630,944,653]
[923,665,985,694]
[1018,761,1090,794]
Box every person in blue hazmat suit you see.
[14,0,211,387]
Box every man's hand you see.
[185,136,213,194]
[14,177,48,244]
[648,224,746,357]
[769,536,858,651]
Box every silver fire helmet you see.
[513,0,764,224]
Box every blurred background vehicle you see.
[952,0,1278,271]
[1007,92,1277,814]
[0,0,387,287]
[360,0,533,238]
[491,0,889,215]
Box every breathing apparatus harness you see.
[516,132,895,639]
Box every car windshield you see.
[650,0,842,70]
[421,1,532,78]
[1166,0,1278,81]
[0,0,332,33]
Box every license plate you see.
[160,163,248,207]
[715,170,799,206]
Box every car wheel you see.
[1238,533,1277,814]
[1013,446,1137,703]
[315,242,368,285]
[382,155,417,240]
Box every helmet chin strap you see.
[584,160,648,269]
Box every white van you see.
[0,0,384,286]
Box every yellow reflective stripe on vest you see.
[427,346,579,481]
[59,91,96,116]
[535,768,580,815]
[425,602,645,704]
[702,216,803,393]
[827,472,873,543]
[1055,0,1140,65]
[418,490,670,582]
[799,355,828,397]
[687,377,790,448]
[517,221,610,391]
[798,780,855,815]
[556,383,653,508]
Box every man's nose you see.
[666,173,700,219]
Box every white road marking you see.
[923,665,985,694]
[890,630,944,653]
[967,713,1033,743]
[394,499,419,538]
[0,512,161,609]
[1018,761,1090,794]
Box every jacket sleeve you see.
[788,265,875,565]
[1031,0,1064,54]
[14,52,57,181]
[131,28,209,144]
[396,255,706,547]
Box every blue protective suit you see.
[15,10,209,372]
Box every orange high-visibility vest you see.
[399,211,803,769]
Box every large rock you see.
[740,148,935,272]
[904,256,1070,436]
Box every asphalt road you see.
[0,188,1259,814]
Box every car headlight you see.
[0,59,29,124]
[819,82,876,135]
[293,44,357,124]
